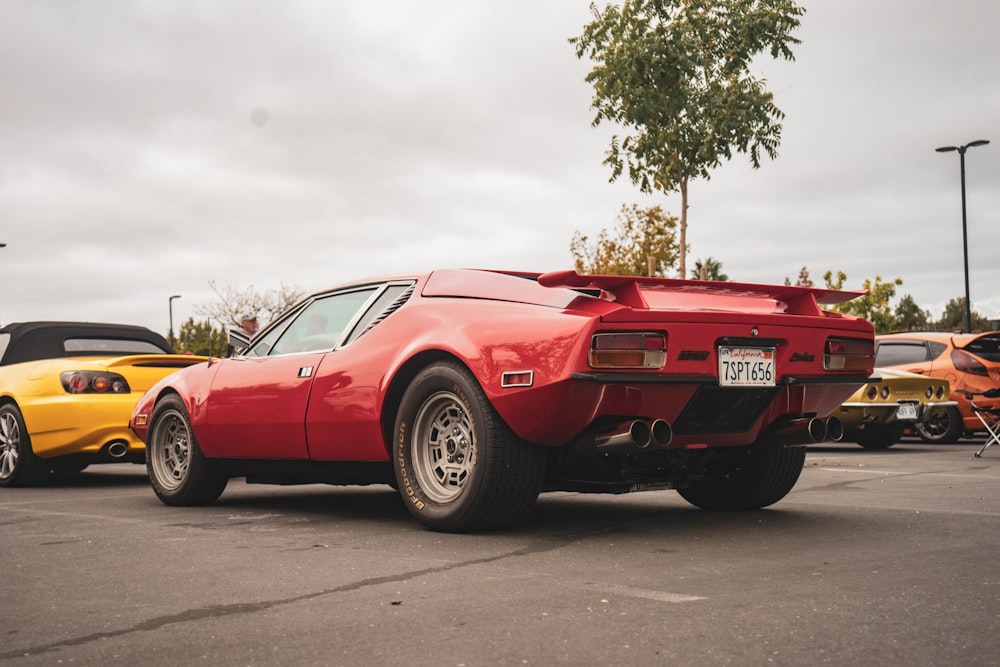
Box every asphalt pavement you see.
[3,437,999,666]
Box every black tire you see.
[855,424,903,450]
[915,407,963,444]
[393,361,546,532]
[146,394,228,506]
[0,403,52,487]
[677,445,806,510]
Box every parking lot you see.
[3,437,999,666]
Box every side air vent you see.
[357,285,415,338]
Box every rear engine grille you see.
[672,386,779,435]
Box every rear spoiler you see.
[102,354,210,368]
[536,270,866,315]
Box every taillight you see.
[60,371,131,394]
[936,386,945,399]
[925,386,934,399]
[865,386,878,400]
[824,337,874,371]
[589,332,666,369]
[951,349,989,377]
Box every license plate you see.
[896,403,918,420]
[718,347,776,387]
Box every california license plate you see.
[896,402,918,420]
[718,347,776,387]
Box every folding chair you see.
[959,388,1000,458]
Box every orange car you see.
[875,332,1000,442]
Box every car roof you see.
[0,321,173,365]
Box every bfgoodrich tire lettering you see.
[393,360,546,532]
[146,394,228,506]
[0,403,51,487]
[677,445,806,510]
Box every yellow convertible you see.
[0,321,206,486]
[833,368,955,449]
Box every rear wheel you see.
[677,445,806,510]
[393,361,546,532]
[915,407,963,444]
[146,395,228,505]
[0,403,52,487]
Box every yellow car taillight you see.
[589,332,667,369]
[60,371,131,394]
[823,337,874,371]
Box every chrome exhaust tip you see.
[106,441,129,458]
[650,419,673,448]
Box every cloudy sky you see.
[2,0,998,335]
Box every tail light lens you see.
[590,332,666,369]
[60,371,131,394]
[824,337,875,371]
[880,386,890,400]
[936,386,945,399]
[925,386,934,399]
[865,386,878,400]
[951,349,989,377]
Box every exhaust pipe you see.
[595,420,652,451]
[824,416,844,442]
[650,419,673,448]
[594,419,674,452]
[106,441,129,458]
[766,417,837,447]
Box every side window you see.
[269,288,378,355]
[875,342,929,367]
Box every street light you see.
[168,294,182,348]
[936,139,990,333]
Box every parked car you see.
[833,368,954,448]
[130,269,875,532]
[0,321,207,486]
[875,332,1000,442]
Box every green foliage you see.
[174,317,228,357]
[892,294,931,332]
[823,270,902,334]
[690,256,729,281]
[570,204,679,276]
[571,0,805,276]
[935,297,991,333]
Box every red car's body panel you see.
[132,269,874,477]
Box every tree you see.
[784,266,813,287]
[823,270,902,334]
[195,281,305,331]
[571,0,805,278]
[893,294,931,332]
[570,203,679,276]
[174,318,228,356]
[690,256,729,280]
[935,297,990,333]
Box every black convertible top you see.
[0,321,174,365]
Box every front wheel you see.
[146,394,228,505]
[915,407,963,444]
[677,445,806,510]
[393,361,546,532]
[0,403,52,487]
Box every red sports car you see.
[130,269,875,532]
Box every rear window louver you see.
[358,285,415,338]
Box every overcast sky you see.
[2,0,998,335]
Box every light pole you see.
[936,139,990,333]
[168,294,182,348]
